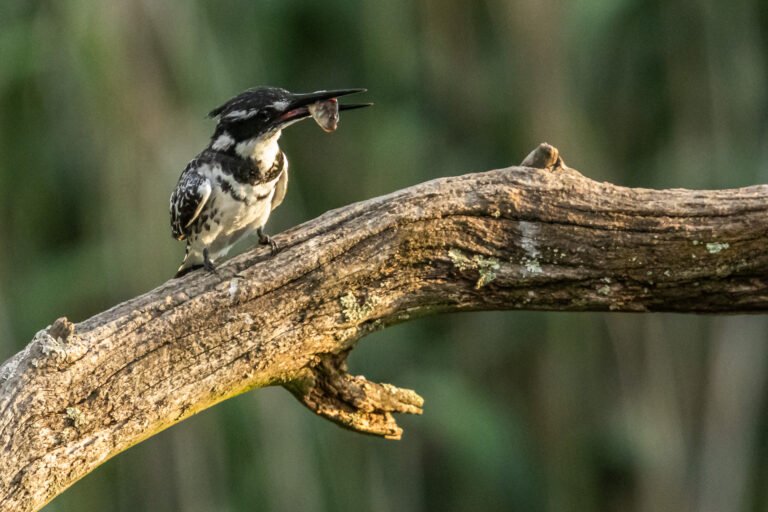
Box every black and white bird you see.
[170,86,370,277]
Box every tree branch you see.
[1,144,767,511]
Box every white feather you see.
[235,131,281,163]
[211,132,235,151]
[184,180,212,228]
[223,109,257,120]
[272,100,290,111]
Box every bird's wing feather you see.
[271,167,289,211]
[170,169,212,240]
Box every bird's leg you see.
[257,227,280,255]
[203,248,218,273]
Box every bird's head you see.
[208,86,370,160]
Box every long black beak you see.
[277,88,372,124]
[339,103,373,112]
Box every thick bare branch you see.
[1,144,767,511]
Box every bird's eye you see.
[257,110,270,120]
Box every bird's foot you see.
[257,228,280,255]
[203,248,219,274]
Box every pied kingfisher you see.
[170,86,370,277]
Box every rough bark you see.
[1,144,767,511]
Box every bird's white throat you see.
[235,131,282,170]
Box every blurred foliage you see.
[1,1,767,511]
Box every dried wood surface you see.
[1,144,767,511]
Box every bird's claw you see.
[257,229,280,256]
[260,235,280,255]
[203,248,219,274]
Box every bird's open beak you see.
[276,88,372,125]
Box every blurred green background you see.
[2,1,768,511]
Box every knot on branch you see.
[48,317,75,342]
[286,352,424,440]
[19,317,87,371]
[520,142,564,170]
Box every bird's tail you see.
[174,264,203,278]
[174,245,204,278]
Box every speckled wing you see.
[170,168,212,241]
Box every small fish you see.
[309,98,340,132]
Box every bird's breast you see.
[201,165,278,233]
